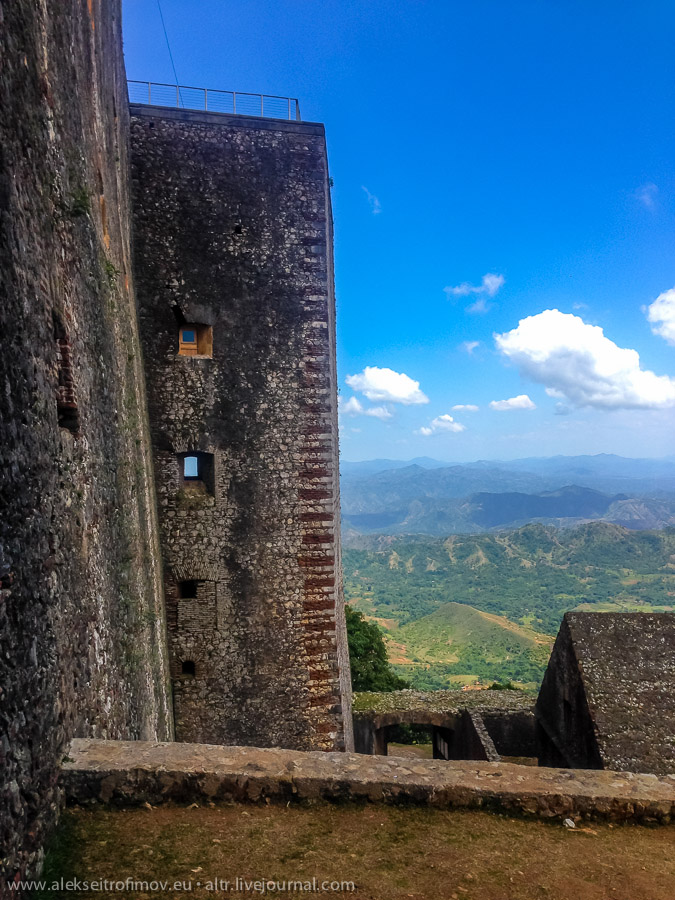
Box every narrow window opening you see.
[181,660,196,677]
[178,579,199,599]
[233,224,243,235]
[53,311,80,435]
[178,451,215,496]
[183,456,199,480]
[178,323,212,358]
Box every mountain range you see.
[341,454,675,535]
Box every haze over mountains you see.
[341,454,675,536]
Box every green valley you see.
[343,523,675,688]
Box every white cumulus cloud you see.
[339,396,393,421]
[339,396,363,416]
[645,287,675,346]
[495,309,675,410]
[489,394,536,411]
[452,404,479,412]
[346,366,429,405]
[416,414,466,436]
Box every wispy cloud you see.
[465,297,491,315]
[416,413,466,436]
[635,182,658,210]
[443,272,506,313]
[452,404,479,412]
[346,366,429,405]
[459,340,481,355]
[339,395,394,420]
[489,394,536,411]
[364,405,393,420]
[361,185,381,215]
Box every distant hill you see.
[381,601,553,689]
[344,522,675,637]
[341,454,675,535]
[340,457,451,477]
[470,484,623,527]
[345,523,675,686]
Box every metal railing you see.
[127,80,301,121]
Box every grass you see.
[34,804,675,899]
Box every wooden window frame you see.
[178,323,213,358]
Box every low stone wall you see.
[63,739,675,824]
[353,690,536,759]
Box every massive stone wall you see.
[0,1,172,889]
[536,612,675,773]
[130,106,353,752]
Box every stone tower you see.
[130,103,353,752]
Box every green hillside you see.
[344,523,675,687]
[382,601,552,689]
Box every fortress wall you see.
[64,738,675,826]
[0,1,172,887]
[130,107,353,752]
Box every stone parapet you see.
[64,739,675,824]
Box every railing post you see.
[148,82,151,104]
[288,97,291,119]
[233,92,236,114]
[204,88,208,110]
[176,84,179,107]
[261,94,264,116]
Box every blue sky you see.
[123,0,675,462]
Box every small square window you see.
[178,451,215,496]
[178,323,212,357]
[178,579,199,599]
[181,660,196,677]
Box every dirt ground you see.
[386,743,434,759]
[35,804,675,900]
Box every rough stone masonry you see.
[0,0,352,892]
[0,0,172,891]
[130,106,353,753]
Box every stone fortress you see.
[2,2,675,895]
[130,101,351,752]
[1,0,351,886]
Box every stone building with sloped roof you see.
[536,612,675,774]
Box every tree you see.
[345,606,409,692]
